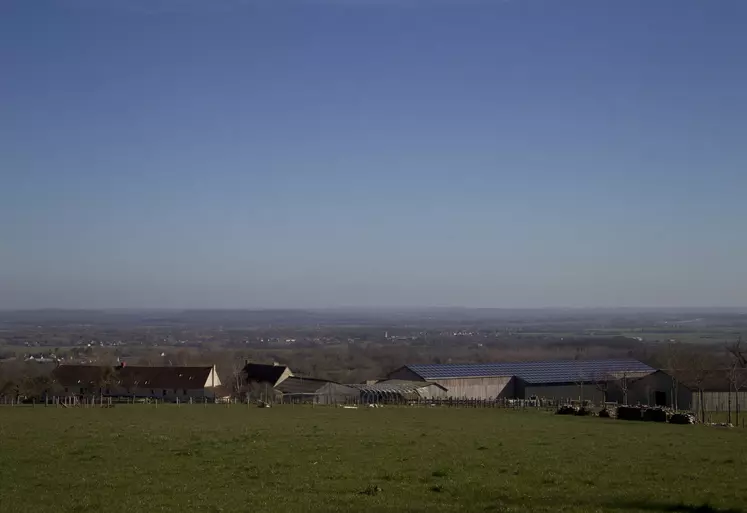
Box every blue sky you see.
[1,0,746,309]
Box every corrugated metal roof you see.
[274,376,336,394]
[405,359,655,385]
[346,381,445,394]
[243,363,291,385]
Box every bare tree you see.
[230,359,248,401]
[726,354,747,426]
[590,371,611,404]
[681,351,713,423]
[665,341,685,410]
[727,335,747,368]
[573,369,588,405]
[612,371,630,406]
[722,336,746,424]
[735,367,747,426]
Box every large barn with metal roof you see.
[386,359,655,401]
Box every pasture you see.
[0,405,745,513]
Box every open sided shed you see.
[345,381,448,404]
[274,376,358,405]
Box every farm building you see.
[691,374,747,414]
[387,359,655,401]
[274,376,358,404]
[346,380,448,403]
[624,369,747,413]
[243,362,293,387]
[51,363,224,401]
[618,370,693,409]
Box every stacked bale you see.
[598,408,615,418]
[642,408,667,423]
[575,407,593,416]
[617,406,643,421]
[556,405,578,415]
[669,413,696,425]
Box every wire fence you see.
[1,393,744,428]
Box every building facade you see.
[388,359,655,401]
[52,364,223,401]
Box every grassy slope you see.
[0,406,745,513]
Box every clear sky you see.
[1,0,746,309]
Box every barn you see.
[625,369,747,414]
[242,362,293,387]
[274,376,358,405]
[52,363,223,401]
[387,359,655,401]
[621,370,693,409]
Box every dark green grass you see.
[1,406,745,513]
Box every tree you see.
[590,371,611,404]
[573,368,587,404]
[727,335,747,368]
[610,371,631,406]
[726,337,747,425]
[681,351,714,423]
[665,341,685,410]
[230,359,248,401]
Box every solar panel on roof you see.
[406,359,654,385]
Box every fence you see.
[278,394,579,410]
[0,394,242,407]
[0,393,583,410]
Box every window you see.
[64,387,68,393]
[150,389,155,395]
[162,389,167,396]
[183,389,188,395]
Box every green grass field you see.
[1,406,745,513]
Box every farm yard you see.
[1,406,746,513]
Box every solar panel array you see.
[407,359,655,385]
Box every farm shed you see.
[274,377,358,404]
[346,381,448,403]
[52,364,223,401]
[620,370,694,409]
[242,362,293,387]
[388,359,655,401]
[612,369,747,414]
[688,374,747,415]
[388,365,515,399]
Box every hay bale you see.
[617,406,643,421]
[598,408,614,418]
[575,407,593,416]
[642,408,667,423]
[669,412,696,425]
[556,405,578,415]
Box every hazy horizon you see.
[2,0,746,310]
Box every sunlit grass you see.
[0,405,745,513]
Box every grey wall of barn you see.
[415,384,449,400]
[692,391,747,413]
[522,383,606,404]
[315,383,359,404]
[387,367,427,382]
[426,376,515,399]
[619,371,693,409]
